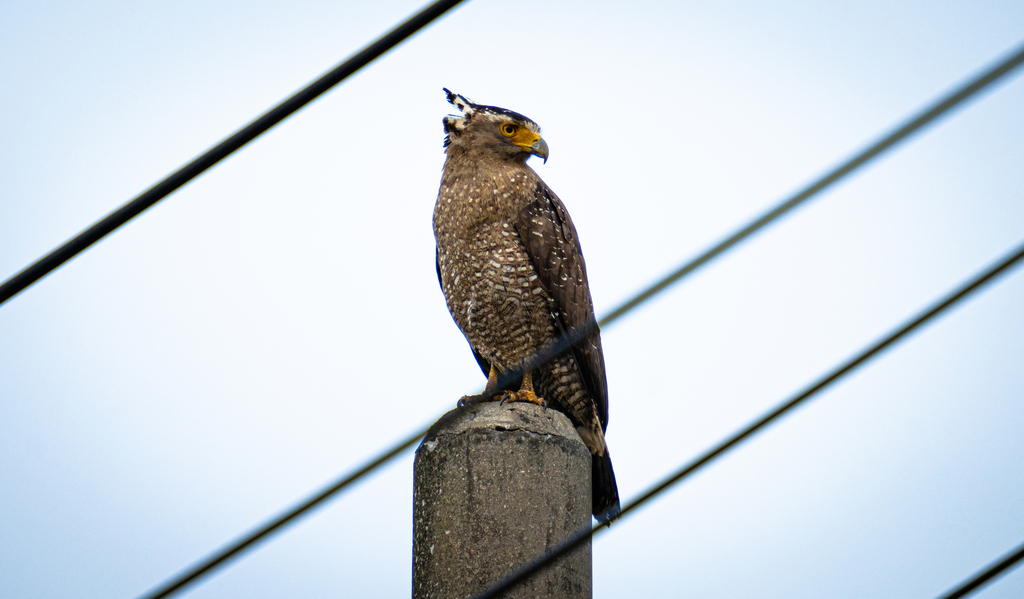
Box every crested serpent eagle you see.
[432,89,619,520]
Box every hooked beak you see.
[529,137,549,163]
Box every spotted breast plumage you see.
[432,89,619,520]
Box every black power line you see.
[134,429,428,599]
[935,540,1024,599]
[598,38,1024,328]
[131,37,1024,599]
[0,0,469,307]
[471,237,1024,599]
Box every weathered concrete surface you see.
[412,402,592,599]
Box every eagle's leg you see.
[457,363,503,407]
[505,370,545,406]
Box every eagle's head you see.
[442,88,549,163]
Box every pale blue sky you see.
[1,1,1023,598]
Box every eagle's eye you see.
[501,123,518,137]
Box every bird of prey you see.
[433,89,619,520]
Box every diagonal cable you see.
[471,237,1024,599]
[0,0,469,307]
[133,427,428,599]
[935,540,1024,599]
[598,38,1024,327]
[131,37,1024,599]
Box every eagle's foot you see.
[503,389,546,407]
[457,393,491,408]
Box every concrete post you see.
[412,401,592,599]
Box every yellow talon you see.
[506,389,545,406]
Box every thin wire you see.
[934,540,1024,599]
[471,238,1024,599]
[134,426,428,599]
[598,37,1024,328]
[0,0,469,307]
[132,37,1024,599]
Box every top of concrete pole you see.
[423,401,584,446]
